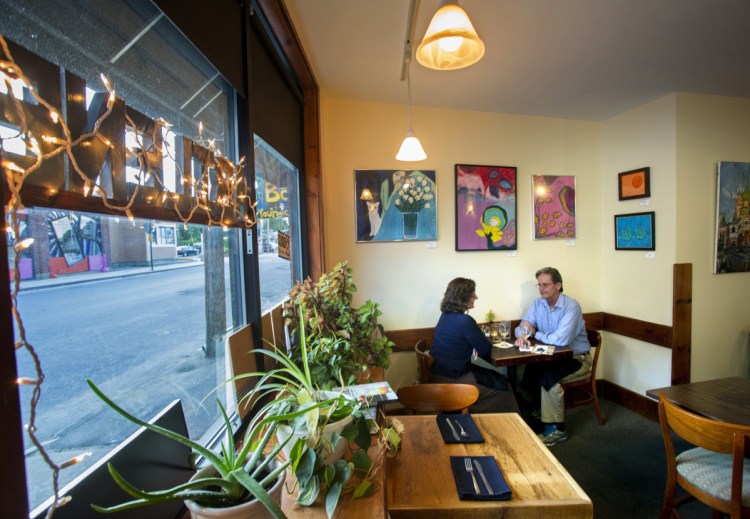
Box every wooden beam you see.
[671,263,692,384]
[257,0,325,279]
[0,184,31,518]
[602,312,672,348]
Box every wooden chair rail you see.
[386,311,668,351]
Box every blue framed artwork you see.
[614,212,655,250]
[354,169,437,242]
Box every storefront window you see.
[0,0,245,512]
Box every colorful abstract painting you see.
[714,161,750,273]
[354,169,437,242]
[614,212,655,250]
[532,175,576,240]
[455,164,517,251]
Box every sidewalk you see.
[15,258,204,291]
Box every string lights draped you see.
[1,33,256,518]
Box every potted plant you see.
[282,261,394,389]
[237,306,378,518]
[87,380,290,519]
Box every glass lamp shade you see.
[396,131,427,161]
[416,2,485,71]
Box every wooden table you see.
[491,344,573,389]
[491,343,573,367]
[646,376,750,426]
[386,413,592,518]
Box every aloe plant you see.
[87,380,290,517]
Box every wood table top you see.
[491,343,573,367]
[646,376,750,426]
[386,413,592,519]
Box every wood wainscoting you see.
[384,263,692,422]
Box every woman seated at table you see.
[429,277,519,413]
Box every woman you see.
[429,277,519,413]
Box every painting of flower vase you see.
[354,169,437,242]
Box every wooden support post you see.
[671,263,692,385]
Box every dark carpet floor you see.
[523,397,714,519]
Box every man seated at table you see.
[429,277,519,413]
[515,267,590,446]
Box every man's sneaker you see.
[538,424,568,446]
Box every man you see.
[514,267,590,446]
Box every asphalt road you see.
[14,253,293,510]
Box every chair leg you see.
[591,381,605,425]
[659,481,676,519]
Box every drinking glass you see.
[499,321,510,343]
[489,323,500,343]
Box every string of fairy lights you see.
[1,33,256,517]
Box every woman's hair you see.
[440,277,476,313]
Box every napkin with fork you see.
[437,413,484,443]
[450,455,512,501]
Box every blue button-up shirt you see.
[515,293,590,354]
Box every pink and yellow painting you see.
[532,175,576,240]
[455,164,517,251]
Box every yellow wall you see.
[599,95,677,393]
[318,94,750,393]
[320,98,601,387]
[675,93,750,380]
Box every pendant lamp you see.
[416,0,485,71]
[396,63,427,162]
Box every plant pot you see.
[184,463,285,519]
[276,413,354,464]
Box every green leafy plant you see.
[87,380,290,517]
[237,303,399,518]
[282,261,394,389]
[484,309,497,323]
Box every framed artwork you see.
[714,161,750,273]
[618,167,650,200]
[614,212,655,250]
[354,169,437,242]
[455,164,517,251]
[532,175,576,239]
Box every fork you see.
[456,420,468,437]
[464,457,481,494]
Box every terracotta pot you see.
[184,463,285,519]
[276,413,353,464]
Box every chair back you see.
[658,394,750,518]
[415,339,433,383]
[586,328,602,374]
[561,329,605,424]
[397,383,479,414]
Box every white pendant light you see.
[396,63,427,162]
[416,0,485,71]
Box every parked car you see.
[176,245,199,257]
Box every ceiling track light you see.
[397,1,427,162]
[416,0,485,71]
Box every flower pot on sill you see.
[276,413,354,465]
[184,463,285,519]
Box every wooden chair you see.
[657,394,750,519]
[562,328,605,425]
[415,339,433,383]
[396,383,479,414]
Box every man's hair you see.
[440,277,476,313]
[535,267,564,293]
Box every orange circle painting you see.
[619,168,649,199]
